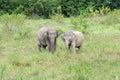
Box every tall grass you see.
[0,14,31,40]
[0,10,120,80]
[0,65,6,80]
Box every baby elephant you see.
[37,26,60,53]
[61,30,84,54]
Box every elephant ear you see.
[56,30,61,37]
[46,31,50,39]
[61,34,65,41]
[69,31,76,42]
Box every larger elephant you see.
[37,26,60,53]
[61,30,84,54]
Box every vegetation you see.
[0,9,120,80]
[0,0,120,17]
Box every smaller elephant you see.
[37,26,60,53]
[61,30,84,54]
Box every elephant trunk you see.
[65,40,69,50]
[49,38,56,53]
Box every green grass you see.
[0,10,120,80]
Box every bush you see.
[98,6,110,16]
[50,14,64,24]
[1,0,120,18]
[0,14,30,39]
[107,10,120,24]
[98,10,120,26]
[70,16,89,33]
[0,14,26,33]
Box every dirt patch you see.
[0,50,8,56]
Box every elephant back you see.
[72,30,84,47]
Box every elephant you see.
[61,30,84,54]
[37,26,60,53]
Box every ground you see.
[0,11,120,80]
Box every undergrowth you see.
[0,10,120,80]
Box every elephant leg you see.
[66,45,71,53]
[72,40,76,54]
[46,41,50,51]
[68,46,70,49]
[77,45,82,53]
[38,44,41,51]
[38,38,42,51]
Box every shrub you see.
[89,6,110,17]
[98,6,110,16]
[107,10,120,24]
[0,14,30,39]
[0,14,26,33]
[98,10,120,26]
[50,14,64,24]
[70,16,89,33]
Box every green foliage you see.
[0,10,120,80]
[8,53,31,67]
[98,6,110,16]
[0,0,120,17]
[70,16,89,33]
[106,10,120,25]
[0,14,30,39]
[0,14,25,32]
[50,14,64,24]
[97,10,120,27]
[67,62,92,80]
[13,0,61,18]
[0,65,6,80]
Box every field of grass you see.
[0,10,120,80]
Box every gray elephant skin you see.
[61,30,84,54]
[37,26,60,53]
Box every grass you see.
[0,10,120,80]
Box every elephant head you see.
[47,30,61,53]
[61,31,75,50]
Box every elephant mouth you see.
[43,45,47,48]
[68,43,71,46]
